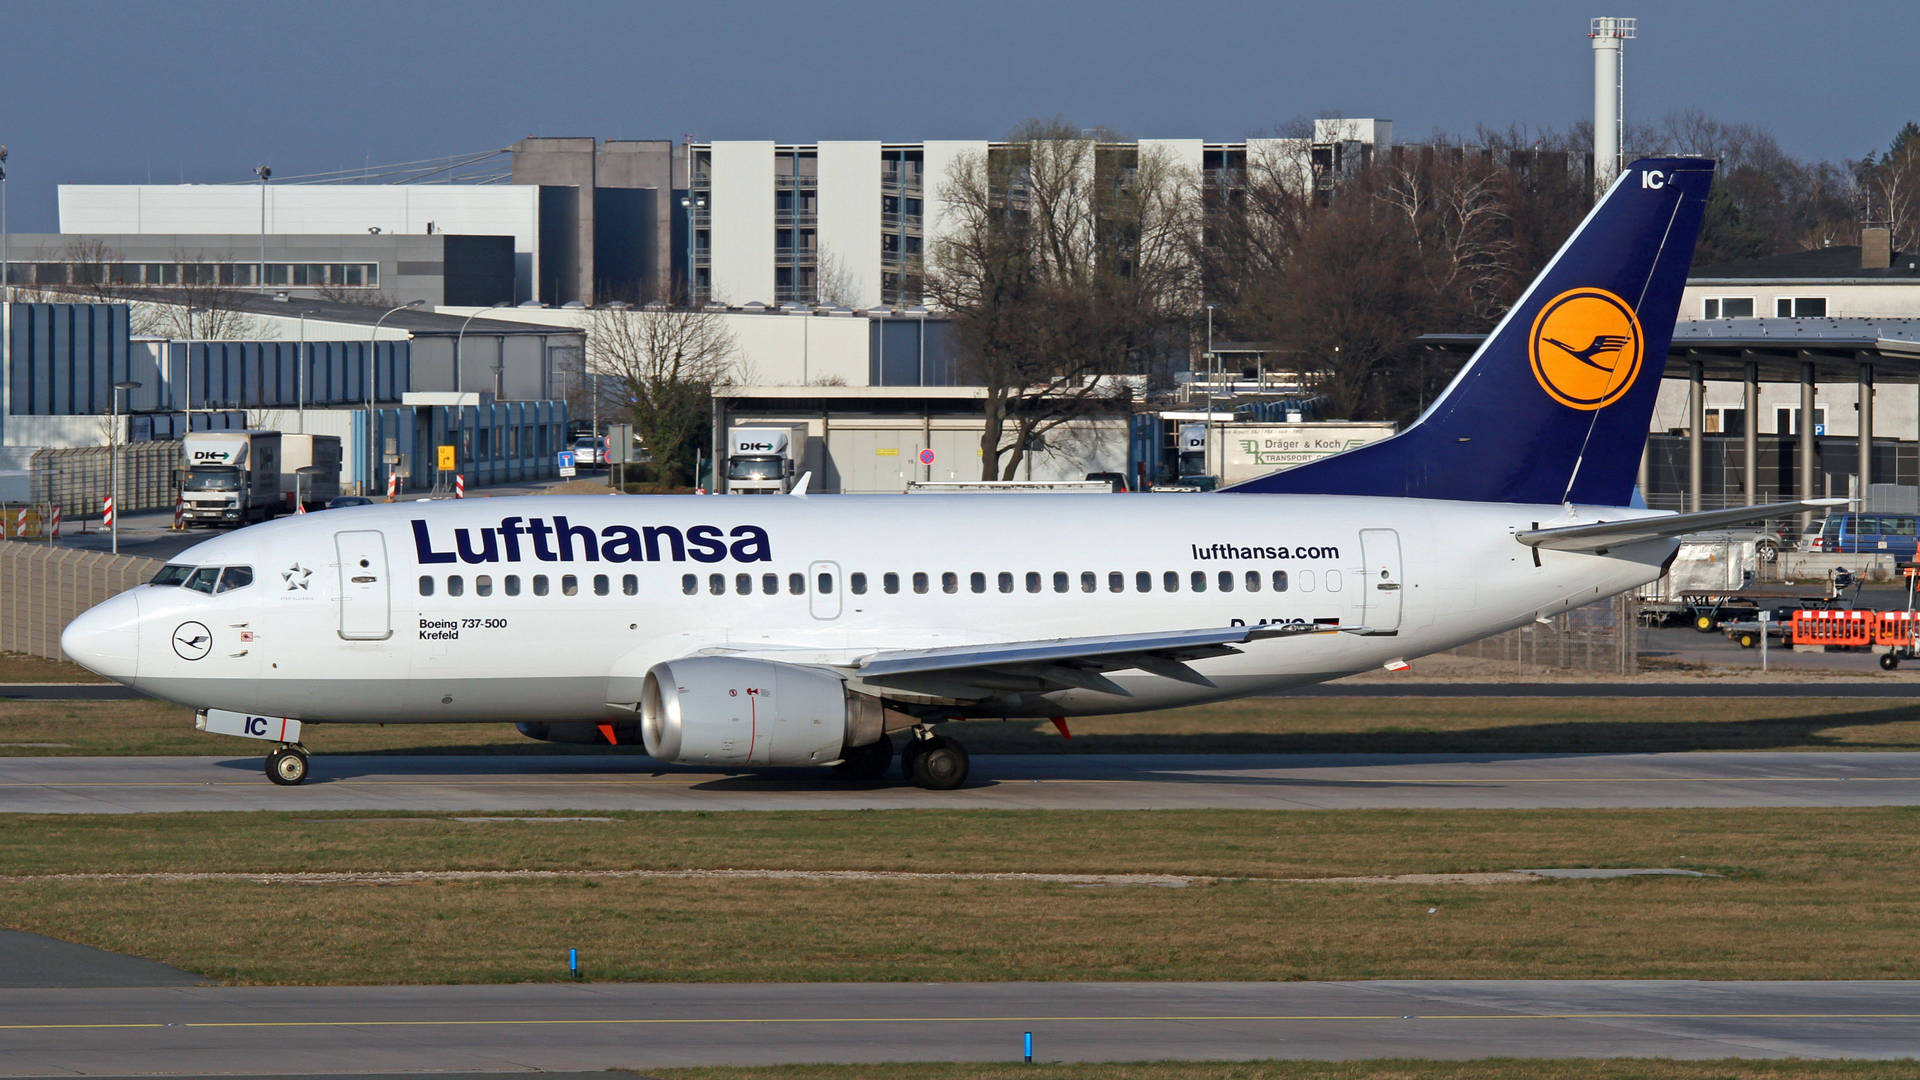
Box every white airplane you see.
[62,156,1826,790]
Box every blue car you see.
[1812,512,1919,555]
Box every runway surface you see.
[6,679,1919,701]
[3,980,1917,1074]
[5,750,1920,813]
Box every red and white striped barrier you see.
[386,473,398,501]
[173,496,183,530]
[14,507,26,538]
[102,496,114,529]
[295,502,307,515]
[49,505,60,538]
[454,473,465,499]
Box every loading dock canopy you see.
[1421,317,1920,382]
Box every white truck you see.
[726,425,807,495]
[905,480,1112,494]
[280,434,342,512]
[180,430,282,527]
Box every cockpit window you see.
[214,566,254,594]
[150,564,194,587]
[184,567,221,594]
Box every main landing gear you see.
[266,743,310,786]
[899,731,970,790]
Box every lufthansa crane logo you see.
[1528,287,1644,411]
[171,621,213,661]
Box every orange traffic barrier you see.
[1791,609,1878,648]
[1874,610,1920,648]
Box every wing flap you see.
[1515,499,1844,552]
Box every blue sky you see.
[0,0,1911,230]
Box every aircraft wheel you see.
[1881,652,1901,671]
[833,738,893,780]
[911,736,969,790]
[266,745,309,786]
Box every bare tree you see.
[813,243,861,307]
[1860,122,1920,252]
[586,297,740,486]
[928,118,1195,479]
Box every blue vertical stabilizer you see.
[1225,157,1714,506]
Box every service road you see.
[5,751,1920,813]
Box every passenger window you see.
[1246,570,1261,592]
[1108,571,1124,593]
[419,575,435,596]
[1053,571,1069,593]
[215,566,253,594]
[475,575,493,597]
[735,573,752,594]
[763,573,780,595]
[534,575,549,596]
[709,574,725,595]
[1164,571,1180,593]
[447,575,465,597]
[884,572,900,594]
[970,572,986,593]
[1026,572,1041,593]
[1081,571,1096,593]
[623,575,638,596]
[998,572,1014,594]
[506,575,522,596]
[562,575,579,596]
[595,574,611,596]
[1272,570,1288,592]
[1326,570,1343,592]
[914,572,930,594]
[1218,570,1234,593]
[1298,570,1317,593]
[1136,571,1151,592]
[682,574,698,596]
[185,567,220,594]
[1191,570,1207,593]
[851,572,868,595]
[817,571,835,594]
[942,572,959,594]
[789,573,806,595]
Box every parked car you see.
[1084,471,1131,493]
[1810,512,1920,555]
[572,434,608,468]
[1177,474,1221,492]
[324,495,374,510]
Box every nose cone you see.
[62,591,140,682]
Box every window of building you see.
[534,575,549,596]
[562,575,579,596]
[1776,297,1828,318]
[970,572,987,594]
[683,574,698,595]
[1702,297,1754,319]
[419,575,435,596]
[851,572,868,595]
[914,572,930,594]
[1190,570,1208,593]
[1773,406,1827,435]
[475,575,493,597]
[447,575,465,597]
[884,572,900,594]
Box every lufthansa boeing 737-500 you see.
[61,157,1832,789]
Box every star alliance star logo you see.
[282,564,312,591]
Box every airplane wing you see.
[1515,498,1845,553]
[843,622,1369,700]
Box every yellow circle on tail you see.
[1528,287,1644,411]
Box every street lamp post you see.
[295,309,315,433]
[368,300,424,495]
[1204,303,1216,479]
[254,164,270,292]
[455,302,508,472]
[1,145,10,432]
[679,194,706,304]
[110,380,142,555]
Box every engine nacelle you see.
[641,657,883,767]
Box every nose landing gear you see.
[266,744,310,786]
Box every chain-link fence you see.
[1445,594,1638,675]
[0,545,162,660]
[28,442,181,521]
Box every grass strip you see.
[0,651,108,684]
[1,808,1917,985]
[8,696,1920,756]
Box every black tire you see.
[911,736,969,790]
[1694,614,1716,633]
[833,738,893,781]
[1882,652,1901,671]
[266,746,309,786]
[1738,633,1757,649]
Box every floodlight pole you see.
[368,300,424,494]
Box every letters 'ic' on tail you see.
[1227,157,1714,506]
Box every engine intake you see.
[641,657,884,766]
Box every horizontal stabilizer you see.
[1515,499,1846,552]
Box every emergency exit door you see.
[335,530,393,640]
[809,560,842,620]
[1358,529,1403,633]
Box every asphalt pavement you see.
[4,980,1917,1074]
[6,750,1920,813]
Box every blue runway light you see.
[1023,1031,1032,1063]
[569,948,578,978]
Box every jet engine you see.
[641,657,884,767]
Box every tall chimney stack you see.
[1590,17,1636,200]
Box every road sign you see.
[437,445,456,471]
[919,448,936,466]
[558,450,577,478]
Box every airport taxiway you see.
[3,980,1917,1073]
[5,750,1920,813]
